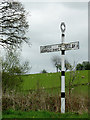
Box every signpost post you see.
[60,22,65,113]
[40,22,79,113]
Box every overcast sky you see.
[18,1,88,74]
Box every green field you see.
[21,70,89,94]
[3,110,88,118]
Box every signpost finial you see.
[60,22,66,43]
[60,22,66,33]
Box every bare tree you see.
[51,55,72,72]
[0,0,30,49]
[51,55,61,72]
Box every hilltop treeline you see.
[76,61,90,70]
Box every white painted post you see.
[60,22,66,113]
[40,22,79,113]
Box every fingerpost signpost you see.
[40,22,79,113]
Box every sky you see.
[18,1,88,74]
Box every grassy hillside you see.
[19,70,89,96]
[21,70,88,91]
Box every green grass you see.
[21,70,88,90]
[70,85,88,97]
[3,109,88,118]
[21,72,61,90]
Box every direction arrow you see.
[40,41,79,53]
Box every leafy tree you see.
[76,61,90,70]
[0,0,31,93]
[41,69,47,73]
[76,63,83,70]
[2,50,31,92]
[0,0,30,49]
[82,61,90,70]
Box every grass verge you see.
[3,109,88,118]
